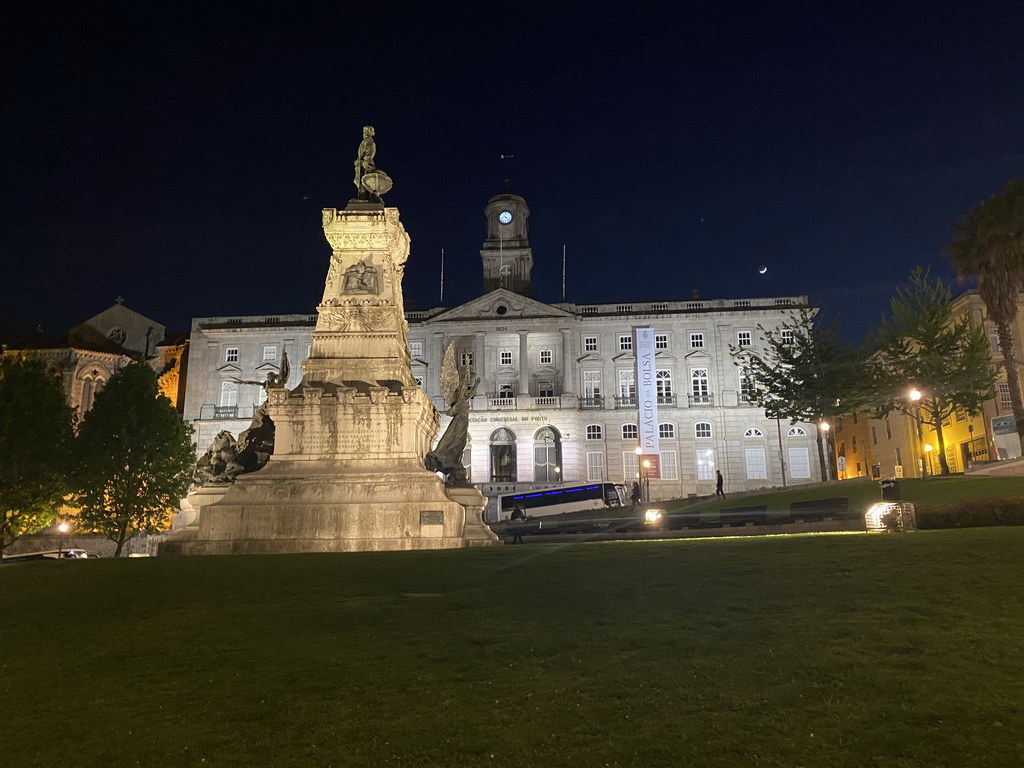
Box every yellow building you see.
[833,289,1022,480]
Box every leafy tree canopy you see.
[72,360,195,556]
[873,267,997,474]
[731,307,873,424]
[946,178,1024,436]
[731,307,872,479]
[0,354,77,556]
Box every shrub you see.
[916,497,1024,529]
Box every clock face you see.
[498,210,513,225]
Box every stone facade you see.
[181,314,313,453]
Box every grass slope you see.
[3,529,1023,767]
[666,475,1024,515]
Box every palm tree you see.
[946,180,1024,437]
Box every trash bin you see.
[880,480,901,501]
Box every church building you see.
[182,190,822,515]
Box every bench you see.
[789,497,849,522]
[719,505,768,526]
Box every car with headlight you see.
[2,549,93,562]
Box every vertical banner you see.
[634,327,661,477]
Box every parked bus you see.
[497,482,629,520]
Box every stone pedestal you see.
[161,205,499,555]
[160,485,229,554]
[445,485,500,546]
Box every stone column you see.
[560,328,573,395]
[518,330,529,397]
[433,332,447,402]
[475,331,486,389]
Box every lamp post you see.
[642,459,651,504]
[634,446,644,503]
[909,388,928,479]
[554,465,561,485]
[820,421,831,481]
[57,522,69,557]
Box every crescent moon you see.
[758,265,768,274]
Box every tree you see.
[0,354,76,559]
[731,308,873,481]
[72,360,195,556]
[874,268,998,475]
[946,179,1024,437]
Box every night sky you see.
[3,2,1022,344]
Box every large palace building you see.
[182,189,822,514]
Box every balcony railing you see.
[473,394,570,411]
[614,395,637,408]
[199,404,258,420]
[657,395,676,406]
[579,396,604,410]
[688,393,714,407]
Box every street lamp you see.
[924,444,934,477]
[57,522,69,557]
[909,388,928,479]
[642,459,651,504]
[634,446,645,503]
[820,421,831,481]
[554,465,561,484]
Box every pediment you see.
[654,350,676,361]
[72,303,167,356]
[217,364,243,376]
[611,352,635,363]
[410,357,429,367]
[430,289,574,322]
[684,349,712,361]
[255,362,280,373]
[532,365,559,378]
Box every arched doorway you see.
[533,426,562,483]
[490,428,517,482]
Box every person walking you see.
[631,481,642,507]
[716,470,726,499]
[510,503,527,544]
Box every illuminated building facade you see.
[182,191,824,510]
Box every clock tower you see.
[480,187,533,296]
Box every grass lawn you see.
[666,474,1024,515]
[3,529,1023,767]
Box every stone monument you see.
[162,128,497,554]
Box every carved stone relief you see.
[342,260,379,295]
[317,307,392,332]
[324,232,392,250]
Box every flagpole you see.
[562,244,566,301]
[440,248,444,304]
